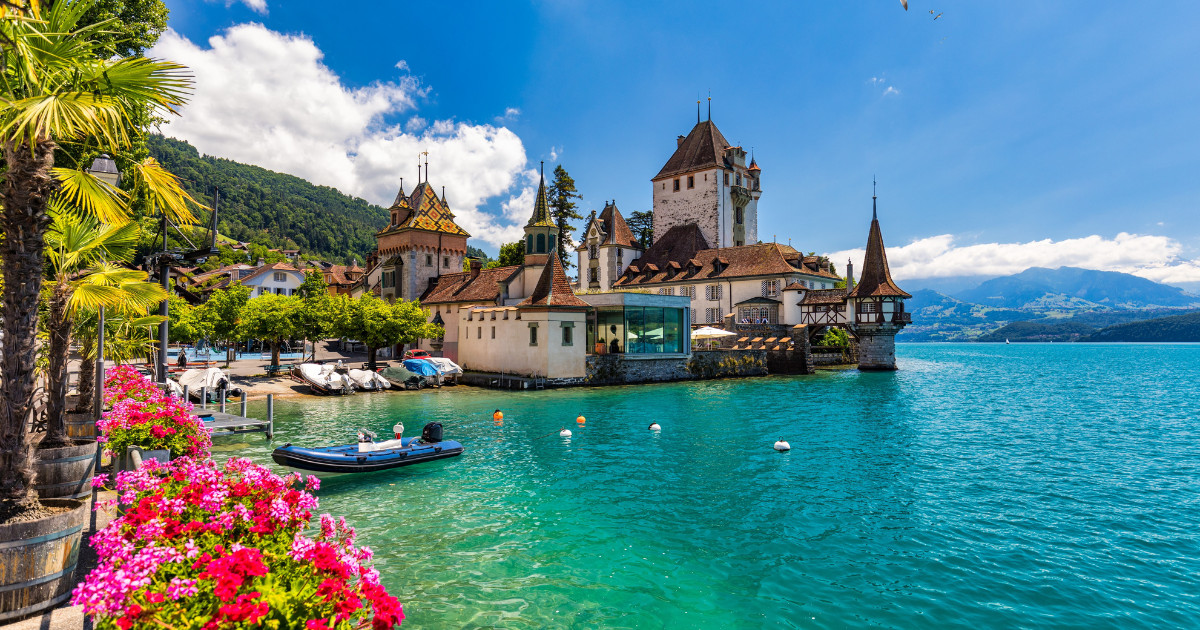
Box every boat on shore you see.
[379,365,426,389]
[177,367,243,402]
[272,422,463,475]
[347,368,391,391]
[422,357,463,385]
[291,363,355,396]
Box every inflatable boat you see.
[271,422,463,475]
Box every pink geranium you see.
[96,367,211,459]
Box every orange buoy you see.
[576,415,586,424]
[493,409,503,421]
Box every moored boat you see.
[347,368,391,391]
[272,422,463,475]
[177,367,243,402]
[291,363,355,396]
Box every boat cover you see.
[380,365,420,384]
[402,359,440,376]
[178,367,229,392]
[423,357,463,376]
[347,369,390,390]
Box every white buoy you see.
[648,422,661,432]
[774,439,791,452]
[559,428,572,437]
[393,423,404,439]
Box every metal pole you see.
[157,213,169,383]
[93,307,105,422]
[219,391,226,413]
[200,387,207,409]
[240,392,247,418]
[182,384,189,402]
[266,394,274,439]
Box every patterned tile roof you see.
[526,169,555,228]
[419,265,523,305]
[800,289,850,305]
[654,120,731,180]
[519,247,590,308]
[615,242,839,287]
[380,181,469,237]
[846,199,911,299]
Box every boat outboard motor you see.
[421,422,443,444]
[357,428,378,452]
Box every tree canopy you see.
[626,210,654,249]
[548,165,583,268]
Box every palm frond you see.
[50,166,130,225]
[132,157,204,225]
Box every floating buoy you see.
[576,415,586,424]
[493,409,503,421]
[393,423,404,439]
[559,428,572,437]
[774,439,790,452]
[648,422,661,432]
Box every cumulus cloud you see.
[149,24,533,249]
[826,233,1200,286]
[883,86,901,96]
[494,107,520,123]
[212,0,267,14]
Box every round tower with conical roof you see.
[846,191,911,370]
[524,162,560,267]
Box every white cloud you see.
[213,0,267,14]
[883,86,901,96]
[394,60,409,72]
[826,232,1200,286]
[149,24,532,249]
[494,107,520,124]
[549,146,561,161]
[868,76,886,86]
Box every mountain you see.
[1078,311,1200,342]
[955,267,1200,310]
[976,320,1098,343]
[147,135,389,262]
[899,289,1041,341]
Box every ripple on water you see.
[222,344,1200,629]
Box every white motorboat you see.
[291,363,355,396]
[347,368,391,391]
[177,367,242,402]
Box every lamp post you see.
[86,155,120,416]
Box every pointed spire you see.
[697,98,701,124]
[872,176,877,220]
[526,161,555,227]
[847,190,910,299]
[707,92,711,121]
[391,178,408,207]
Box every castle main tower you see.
[650,113,761,249]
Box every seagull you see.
[931,10,944,19]
[901,0,908,10]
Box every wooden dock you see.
[194,392,275,439]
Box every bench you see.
[362,361,391,370]
[264,364,294,376]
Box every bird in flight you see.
[930,9,944,19]
[901,0,908,10]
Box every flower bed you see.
[97,366,211,459]
[74,457,403,629]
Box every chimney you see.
[427,276,440,292]
[846,258,855,292]
[256,258,265,266]
[677,135,686,148]
[469,257,482,279]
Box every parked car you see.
[404,349,431,360]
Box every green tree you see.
[490,241,525,268]
[337,295,440,371]
[548,165,583,268]
[196,284,251,366]
[79,0,169,58]
[168,295,212,344]
[239,293,300,367]
[293,271,336,360]
[0,0,192,513]
[627,210,654,248]
[42,210,165,446]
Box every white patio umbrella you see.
[692,326,736,349]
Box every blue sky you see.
[157,1,1200,287]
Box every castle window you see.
[589,267,599,283]
[735,240,744,246]
[705,307,719,323]
[736,174,742,186]
[478,326,482,339]
[562,323,573,346]
[529,323,538,346]
[705,284,722,301]
[443,256,449,268]
[536,233,546,253]
[735,207,743,225]
[687,175,694,189]
[426,254,433,266]
[589,243,598,258]
[526,234,533,254]
[617,248,623,261]
[762,280,779,298]
[724,173,730,185]
[491,326,496,339]
[673,178,680,192]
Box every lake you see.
[225,343,1200,629]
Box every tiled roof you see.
[782,282,806,291]
[615,241,834,287]
[379,182,469,236]
[324,265,351,286]
[846,200,911,299]
[419,265,523,305]
[631,224,710,270]
[518,249,589,308]
[598,202,638,247]
[526,169,555,228]
[654,120,731,180]
[801,289,849,305]
[238,261,302,285]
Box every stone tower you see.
[375,176,470,303]
[650,115,761,249]
[847,193,911,370]
[524,163,559,267]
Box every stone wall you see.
[585,350,767,385]
[856,328,898,370]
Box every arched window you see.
[536,233,546,253]
[526,234,533,253]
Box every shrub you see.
[103,365,160,407]
[73,457,404,629]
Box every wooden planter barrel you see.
[33,440,97,500]
[0,498,87,621]
[65,412,96,439]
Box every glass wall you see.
[587,306,688,355]
[596,309,626,354]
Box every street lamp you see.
[85,154,119,438]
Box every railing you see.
[856,312,911,324]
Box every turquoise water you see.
[224,344,1200,629]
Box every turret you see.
[524,162,559,267]
[846,187,911,370]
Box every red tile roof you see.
[654,120,731,180]
[519,252,589,308]
[800,289,849,305]
[237,261,302,285]
[419,265,522,305]
[615,242,838,287]
[596,202,638,247]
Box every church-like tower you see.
[375,173,469,304]
[846,192,911,370]
[650,113,761,249]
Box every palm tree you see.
[43,211,165,447]
[0,0,191,512]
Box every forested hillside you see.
[148,135,388,262]
[1079,312,1200,342]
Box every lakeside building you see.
[185,261,308,297]
[375,177,470,305]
